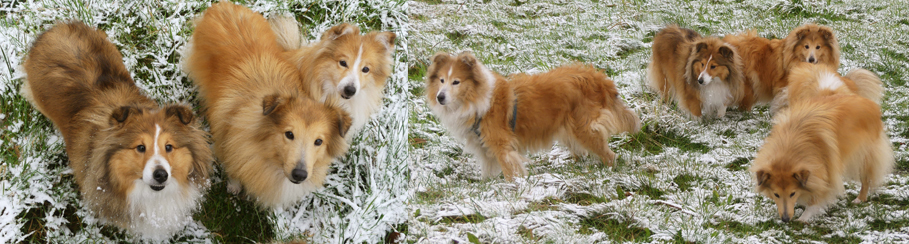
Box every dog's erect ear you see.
[458,52,478,68]
[795,28,811,40]
[374,32,396,54]
[793,170,810,187]
[719,45,735,61]
[817,26,834,42]
[262,94,284,116]
[111,106,139,124]
[321,23,360,41]
[431,52,451,66]
[756,170,770,186]
[695,42,708,53]
[335,108,352,137]
[165,105,195,125]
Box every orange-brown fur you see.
[724,24,840,105]
[21,21,211,239]
[271,17,396,138]
[648,25,751,118]
[773,62,883,113]
[426,52,641,181]
[184,1,351,208]
[751,92,892,222]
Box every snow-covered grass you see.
[408,0,909,243]
[0,0,408,243]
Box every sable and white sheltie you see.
[425,52,641,181]
[269,16,396,139]
[183,1,351,208]
[724,23,841,106]
[782,62,883,108]
[21,21,212,239]
[750,64,892,223]
[648,25,750,118]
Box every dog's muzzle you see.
[341,85,357,99]
[150,167,167,191]
[436,93,447,105]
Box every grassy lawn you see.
[0,0,408,243]
[407,0,909,243]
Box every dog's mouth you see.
[289,179,302,184]
[150,184,165,191]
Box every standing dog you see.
[426,52,641,181]
[750,64,892,222]
[648,25,750,118]
[269,16,396,139]
[21,21,212,239]
[184,1,351,208]
[724,24,840,105]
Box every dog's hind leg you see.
[854,135,896,203]
[570,110,623,166]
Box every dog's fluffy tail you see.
[844,68,884,104]
[268,14,304,50]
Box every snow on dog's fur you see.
[648,25,750,119]
[751,63,892,223]
[724,23,840,107]
[270,16,396,139]
[21,21,212,240]
[425,52,641,181]
[184,1,350,208]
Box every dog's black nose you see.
[697,78,704,84]
[153,168,168,184]
[437,93,447,105]
[781,214,790,223]
[341,85,357,99]
[808,57,816,63]
[291,168,308,183]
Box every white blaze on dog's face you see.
[317,24,396,100]
[261,95,350,185]
[690,42,734,87]
[106,106,198,195]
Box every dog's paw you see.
[851,198,864,204]
[227,178,242,195]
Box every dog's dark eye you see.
[710,65,716,69]
[362,67,369,73]
[165,144,173,152]
[440,78,445,84]
[340,61,348,67]
[774,193,779,198]
[285,131,294,140]
[453,80,460,85]
[790,192,795,197]
[805,45,809,49]
[815,45,820,50]
[314,139,323,146]
[137,145,146,153]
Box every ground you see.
[407,0,909,243]
[0,0,408,243]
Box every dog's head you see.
[258,94,351,185]
[686,38,739,87]
[312,23,396,100]
[425,51,496,114]
[753,165,814,223]
[784,24,840,69]
[101,105,211,196]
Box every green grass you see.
[193,172,275,243]
[618,123,711,155]
[579,215,652,242]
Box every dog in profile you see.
[22,21,212,239]
[425,52,641,181]
[724,23,840,106]
[269,16,396,139]
[184,1,351,208]
[750,63,892,223]
[648,25,750,118]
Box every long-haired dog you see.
[648,25,750,118]
[184,1,351,208]
[723,23,840,105]
[269,16,396,139]
[750,65,892,222]
[426,52,641,181]
[21,21,212,239]
[772,62,883,113]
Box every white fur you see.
[320,43,384,139]
[699,75,731,118]
[268,168,320,209]
[337,44,365,98]
[697,55,714,85]
[797,205,825,222]
[817,71,843,91]
[142,124,172,187]
[126,180,201,240]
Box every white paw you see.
[852,198,863,204]
[717,106,727,118]
[227,178,242,195]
